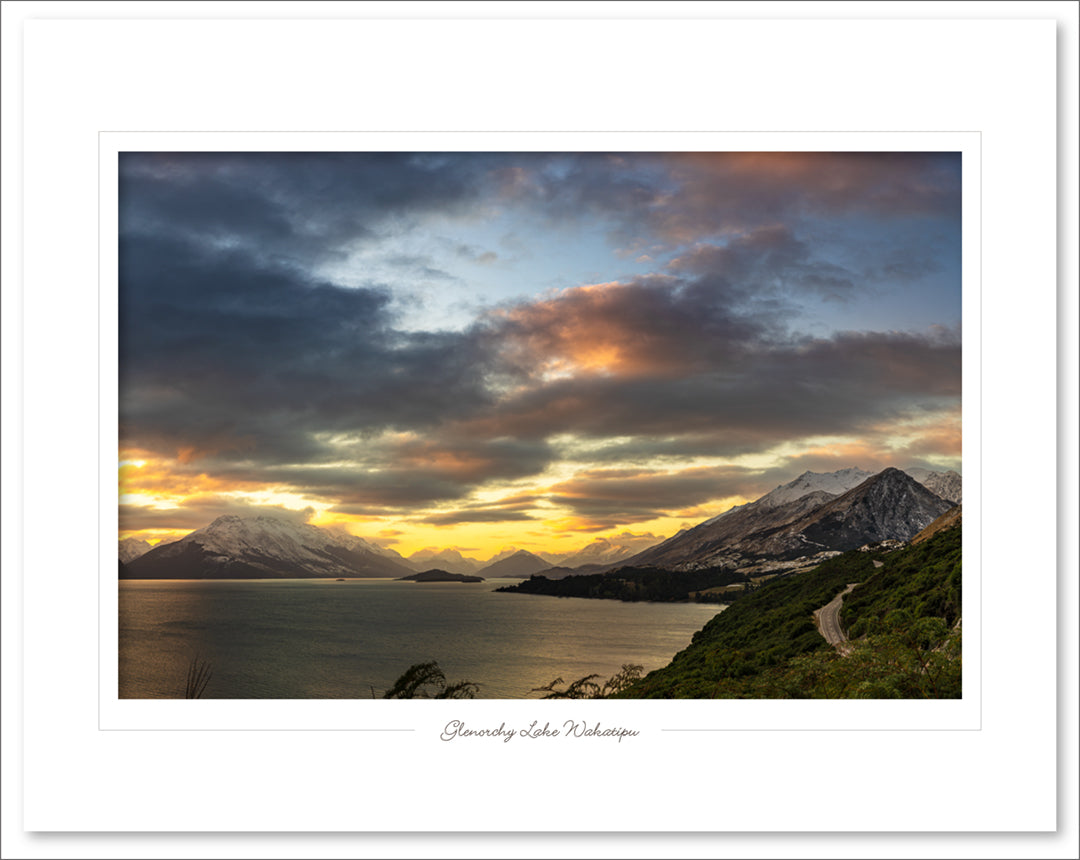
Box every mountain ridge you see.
[123,514,415,579]
[475,549,550,578]
[610,467,955,574]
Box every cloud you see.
[487,151,961,249]
[120,234,959,514]
[666,225,857,301]
[484,273,769,382]
[118,152,961,528]
[416,509,538,526]
[119,152,493,265]
[119,232,501,473]
[454,296,961,456]
[544,464,763,527]
[119,496,317,534]
[452,242,499,265]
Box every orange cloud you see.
[119,451,264,499]
[490,276,730,381]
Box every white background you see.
[3,2,1077,859]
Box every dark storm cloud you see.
[666,225,858,301]
[486,350,954,446]
[119,231,499,469]
[119,152,492,263]
[494,152,961,248]
[119,151,960,275]
[461,274,961,452]
[119,152,961,518]
[149,434,557,513]
[120,219,958,510]
[546,465,760,523]
[482,272,775,383]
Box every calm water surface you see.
[119,578,723,699]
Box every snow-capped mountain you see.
[620,489,839,571]
[406,548,484,575]
[905,468,963,504]
[696,467,874,527]
[546,533,664,569]
[755,467,876,509]
[772,468,955,552]
[122,515,414,579]
[614,467,955,573]
[118,537,155,563]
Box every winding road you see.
[814,583,859,653]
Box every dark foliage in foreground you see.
[184,655,213,699]
[382,661,479,699]
[531,664,644,699]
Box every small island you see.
[397,569,485,583]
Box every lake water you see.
[119,578,723,699]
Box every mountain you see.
[771,468,955,554]
[905,468,963,504]
[753,467,875,510]
[476,549,551,578]
[690,467,875,531]
[616,467,954,573]
[620,489,841,571]
[122,515,414,579]
[482,547,529,565]
[352,538,414,567]
[118,537,155,563]
[406,548,483,575]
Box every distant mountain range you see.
[406,548,484,575]
[542,533,664,569]
[118,466,960,580]
[475,549,551,578]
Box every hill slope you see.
[617,525,962,699]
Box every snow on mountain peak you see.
[756,467,875,509]
[185,514,384,564]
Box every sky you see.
[118,151,962,558]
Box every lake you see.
[118,578,724,699]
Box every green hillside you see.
[617,526,962,699]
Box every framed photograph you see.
[103,136,978,733]
[9,6,1069,851]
